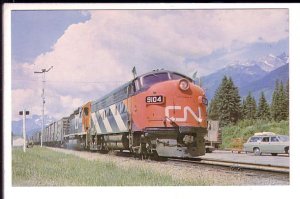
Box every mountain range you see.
[12,114,55,137]
[201,53,289,102]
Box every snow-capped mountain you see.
[239,63,289,100]
[251,52,289,72]
[30,114,56,128]
[12,114,56,137]
[201,53,289,102]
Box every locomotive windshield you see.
[141,72,192,88]
[142,72,169,88]
[171,73,192,82]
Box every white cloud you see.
[11,9,289,121]
[12,89,41,119]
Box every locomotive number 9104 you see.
[146,95,164,104]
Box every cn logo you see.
[165,106,202,122]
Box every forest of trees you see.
[208,76,289,127]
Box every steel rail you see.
[168,158,289,173]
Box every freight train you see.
[30,69,209,158]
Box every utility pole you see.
[34,66,53,147]
[19,110,29,152]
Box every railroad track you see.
[47,147,289,173]
[168,157,289,173]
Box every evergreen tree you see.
[241,99,247,120]
[284,80,289,120]
[208,76,228,122]
[271,80,288,121]
[208,97,219,120]
[271,80,280,121]
[243,92,257,120]
[256,92,270,120]
[214,76,241,126]
[278,81,288,120]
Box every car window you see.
[249,137,262,142]
[279,136,289,142]
[262,137,269,142]
[271,137,279,142]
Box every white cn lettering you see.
[165,106,202,122]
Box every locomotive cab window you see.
[134,79,141,91]
[171,73,192,82]
[141,72,170,88]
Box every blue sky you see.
[10,9,289,121]
[12,10,90,63]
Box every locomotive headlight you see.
[198,96,208,106]
[179,79,190,91]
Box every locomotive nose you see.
[143,78,207,127]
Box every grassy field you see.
[221,120,289,149]
[12,147,209,186]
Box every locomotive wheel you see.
[132,143,148,160]
[150,150,159,160]
[132,146,141,159]
[149,151,166,161]
[138,143,146,160]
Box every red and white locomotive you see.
[31,69,208,158]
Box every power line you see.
[13,79,127,84]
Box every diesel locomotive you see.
[31,69,208,158]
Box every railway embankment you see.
[12,147,289,186]
[12,147,209,186]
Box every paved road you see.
[200,150,289,167]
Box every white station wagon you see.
[243,132,289,156]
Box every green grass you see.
[221,120,289,149]
[12,147,209,186]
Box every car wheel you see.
[285,147,289,154]
[253,148,261,156]
[271,153,277,156]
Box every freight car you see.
[32,117,69,147]
[31,69,208,158]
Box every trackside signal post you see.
[34,66,53,147]
[19,110,29,152]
